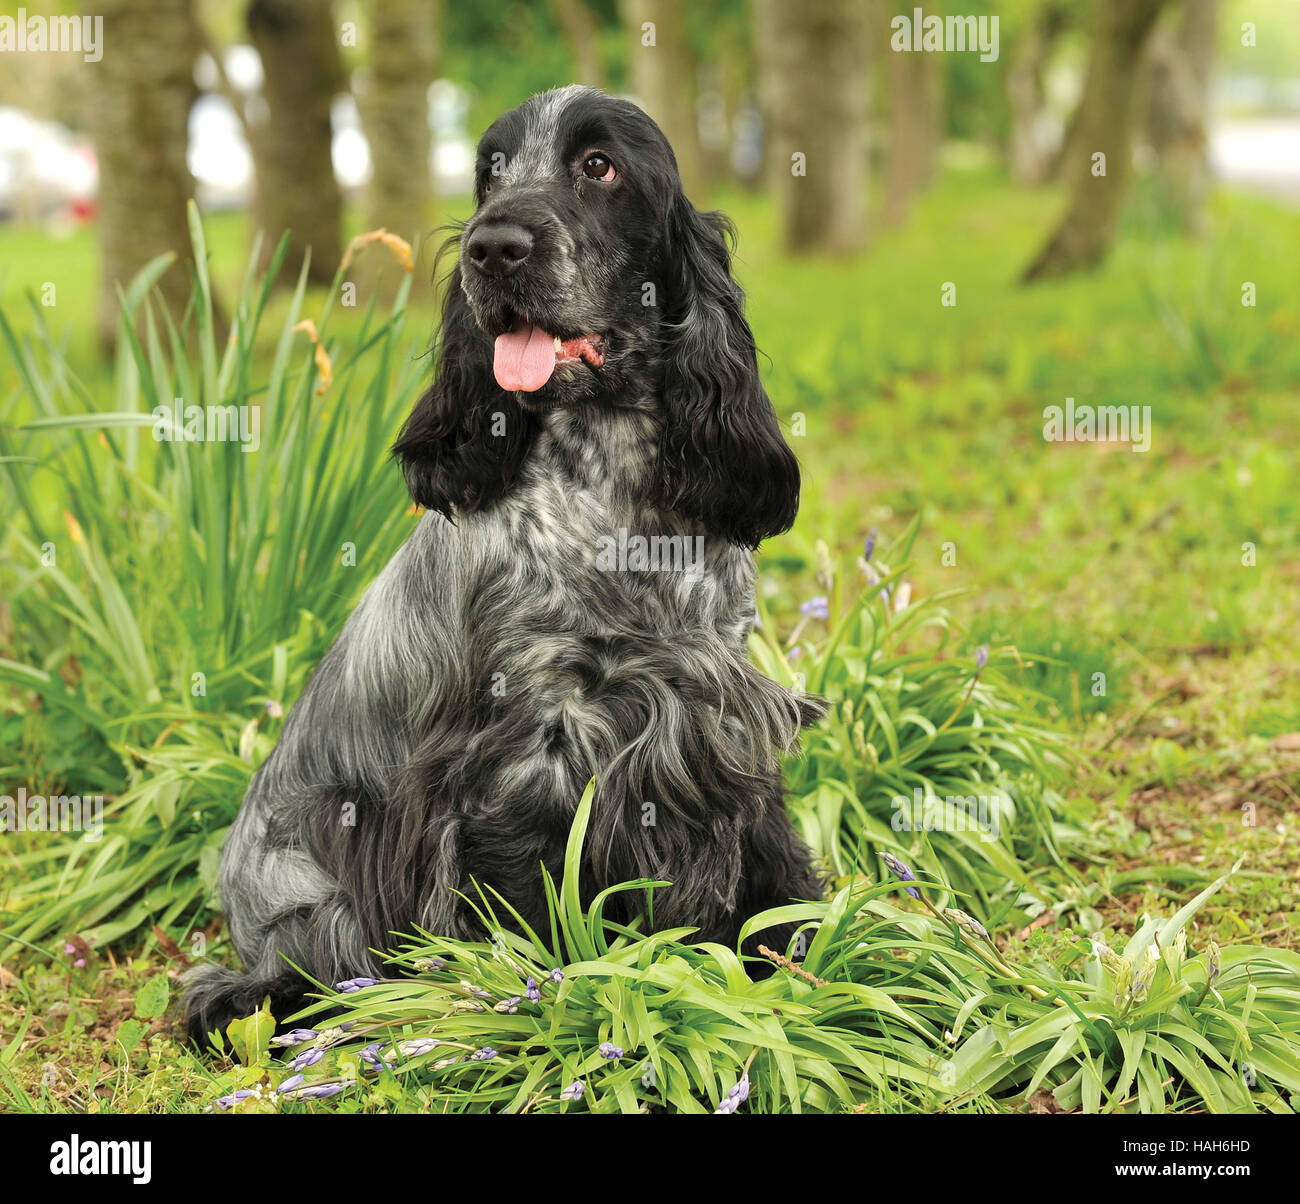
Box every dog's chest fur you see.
[441,408,763,810]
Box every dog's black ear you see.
[654,193,800,549]
[393,267,535,518]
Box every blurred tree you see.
[1021,0,1172,283]
[1006,0,1072,185]
[752,0,869,254]
[620,0,702,199]
[87,0,201,352]
[356,0,440,257]
[879,1,943,227]
[246,0,343,284]
[550,0,606,87]
[1142,0,1217,233]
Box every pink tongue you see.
[493,325,556,392]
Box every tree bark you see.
[1143,0,1217,233]
[1021,0,1172,283]
[86,0,200,352]
[881,9,943,226]
[550,0,605,88]
[246,0,343,285]
[752,0,869,255]
[620,0,703,200]
[357,0,440,253]
[1006,1,1071,186]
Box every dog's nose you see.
[466,223,533,277]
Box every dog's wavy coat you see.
[184,86,825,1042]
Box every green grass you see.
[1,166,1298,1113]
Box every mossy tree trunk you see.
[356,0,440,277]
[1143,0,1217,234]
[246,0,343,285]
[550,0,605,88]
[86,0,200,352]
[1021,0,1172,283]
[1006,1,1072,186]
[620,0,703,201]
[880,3,943,227]
[752,0,869,255]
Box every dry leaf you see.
[292,319,333,396]
[340,227,414,275]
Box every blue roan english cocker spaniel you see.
[184,85,826,1042]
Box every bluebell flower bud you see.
[880,851,921,900]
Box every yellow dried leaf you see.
[340,227,415,275]
[292,318,333,396]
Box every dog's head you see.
[394,85,799,548]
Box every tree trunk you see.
[550,0,605,88]
[1021,0,1172,283]
[620,0,702,200]
[881,7,943,226]
[357,0,440,263]
[752,0,870,255]
[1006,1,1071,185]
[86,0,200,352]
[246,0,343,285]
[1143,0,1217,233]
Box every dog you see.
[183,85,826,1043]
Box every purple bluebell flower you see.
[397,1037,439,1058]
[495,996,521,1014]
[944,908,990,941]
[863,528,878,562]
[359,1041,396,1071]
[276,1074,305,1094]
[714,1076,750,1114]
[299,1082,345,1100]
[880,851,921,900]
[334,976,379,993]
[215,1088,258,1110]
[974,644,989,672]
[800,595,830,621]
[270,1027,318,1047]
[291,1047,324,1071]
[549,968,565,983]
[470,1046,498,1061]
[525,976,541,1002]
[598,1042,624,1060]
[560,1080,585,1101]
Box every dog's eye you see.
[582,154,615,182]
